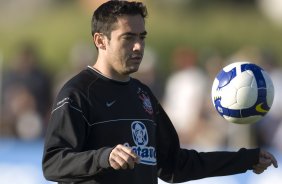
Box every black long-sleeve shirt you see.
[42,66,259,184]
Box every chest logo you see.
[124,121,156,165]
[137,88,153,115]
[106,100,116,107]
[131,121,148,146]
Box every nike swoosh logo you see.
[255,103,269,113]
[106,100,116,107]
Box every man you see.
[42,1,278,184]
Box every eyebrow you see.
[120,31,147,37]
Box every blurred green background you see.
[0,0,281,75]
[1,1,282,184]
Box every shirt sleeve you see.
[42,88,112,182]
[155,102,260,183]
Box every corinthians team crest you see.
[137,88,153,115]
[131,121,148,146]
[124,121,156,165]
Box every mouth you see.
[131,57,142,61]
[130,55,143,63]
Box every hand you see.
[109,144,140,170]
[252,149,278,174]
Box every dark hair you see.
[91,1,147,39]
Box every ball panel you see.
[233,71,253,89]
[211,79,219,106]
[262,71,275,106]
[236,86,257,108]
[220,85,237,107]
[224,115,262,124]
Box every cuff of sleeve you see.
[98,147,113,169]
[241,148,260,170]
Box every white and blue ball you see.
[211,61,274,124]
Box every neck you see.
[92,62,130,82]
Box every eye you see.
[123,35,134,41]
[140,35,146,40]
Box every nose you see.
[133,39,144,52]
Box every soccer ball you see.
[211,61,274,124]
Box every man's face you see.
[104,15,146,76]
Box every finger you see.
[273,160,278,168]
[109,159,121,170]
[253,158,271,173]
[112,145,139,169]
[113,153,128,169]
[119,145,140,163]
[110,144,140,170]
[258,158,272,168]
[261,150,278,168]
[110,149,128,170]
[267,154,278,168]
[253,164,267,171]
[253,169,264,174]
[118,150,135,169]
[253,165,266,174]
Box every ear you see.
[93,33,106,50]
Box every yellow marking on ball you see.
[255,103,269,113]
